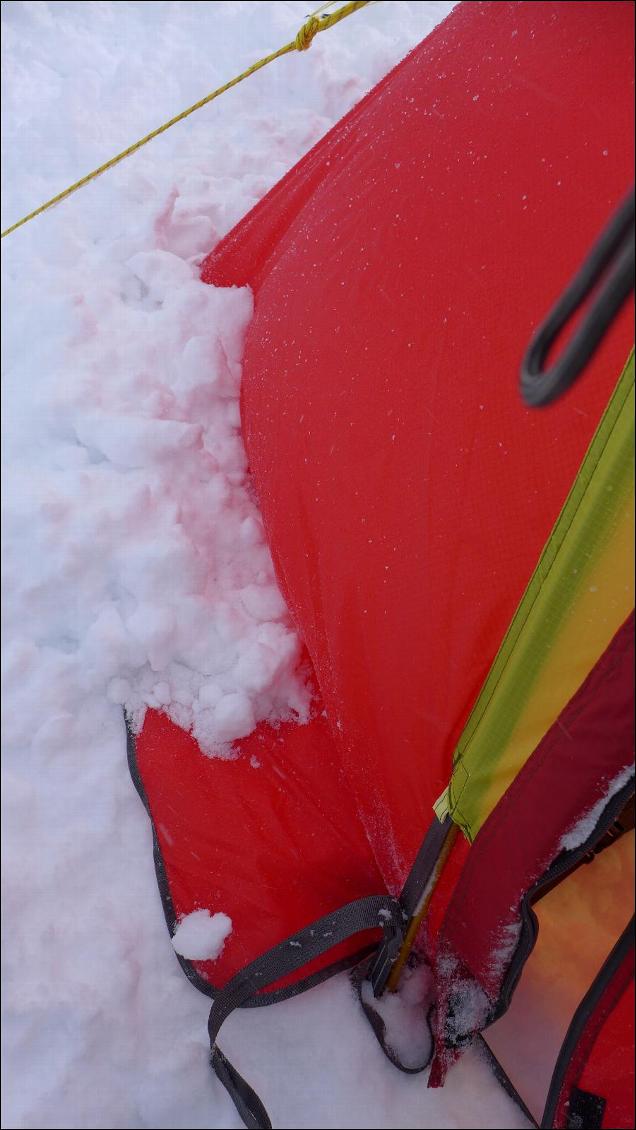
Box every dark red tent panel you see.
[430,615,634,1106]
[436,612,634,1011]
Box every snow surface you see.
[360,962,433,1070]
[171,910,233,961]
[2,2,530,1127]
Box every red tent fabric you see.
[131,707,384,989]
[202,0,634,889]
[131,5,634,1126]
[135,0,634,1010]
[560,962,635,1130]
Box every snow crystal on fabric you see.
[559,764,634,851]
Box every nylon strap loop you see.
[520,187,635,407]
[208,893,405,1129]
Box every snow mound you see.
[172,909,232,961]
[360,962,433,1070]
[3,244,313,756]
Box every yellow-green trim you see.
[445,351,635,841]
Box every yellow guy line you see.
[1,1,372,240]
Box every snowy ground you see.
[2,3,530,1127]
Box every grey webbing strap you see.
[520,187,635,408]
[208,894,406,1129]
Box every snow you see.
[436,953,492,1048]
[172,910,233,961]
[559,764,634,852]
[489,920,522,979]
[2,210,311,757]
[360,962,434,1070]
[2,2,529,1128]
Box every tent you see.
[127,2,635,1127]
